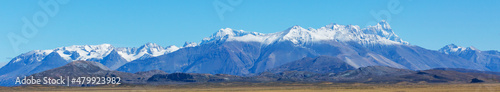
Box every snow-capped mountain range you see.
[116,21,492,76]
[202,21,408,46]
[1,20,498,86]
[3,20,406,73]
[8,43,180,66]
[0,42,196,86]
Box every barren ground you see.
[1,82,499,92]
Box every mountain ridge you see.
[201,20,408,46]
[116,21,489,77]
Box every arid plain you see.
[2,82,499,92]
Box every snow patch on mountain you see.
[201,20,408,46]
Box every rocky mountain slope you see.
[265,56,356,74]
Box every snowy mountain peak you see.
[54,44,115,61]
[290,25,302,29]
[202,28,263,44]
[166,45,180,51]
[116,43,179,61]
[211,28,256,38]
[139,43,166,55]
[183,42,199,48]
[11,44,116,64]
[24,50,53,57]
[279,25,313,44]
[446,44,459,47]
[141,43,162,48]
[377,20,391,30]
[201,21,408,46]
[282,25,306,35]
[362,20,406,44]
[215,28,237,37]
[325,23,337,28]
[440,44,465,52]
[11,50,52,63]
[56,44,113,51]
[439,44,479,54]
[137,43,165,53]
[284,25,306,32]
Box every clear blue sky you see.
[1,0,499,66]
